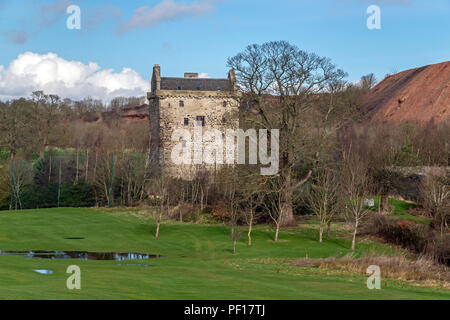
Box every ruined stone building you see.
[147,65,241,177]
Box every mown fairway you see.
[0,208,448,300]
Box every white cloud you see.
[0,52,150,101]
[198,73,210,78]
[117,0,218,34]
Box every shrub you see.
[60,181,96,207]
[294,253,449,285]
[21,183,59,209]
[364,214,449,266]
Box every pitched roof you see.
[160,77,232,91]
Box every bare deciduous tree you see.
[218,167,242,254]
[420,173,449,236]
[0,99,33,160]
[308,170,340,242]
[228,41,346,226]
[239,172,264,246]
[30,91,61,159]
[341,151,372,251]
[148,174,169,239]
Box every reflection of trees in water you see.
[0,250,160,261]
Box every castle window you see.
[196,116,205,127]
[223,101,227,107]
[184,118,189,126]
[179,100,184,107]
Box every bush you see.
[21,183,59,208]
[19,181,96,209]
[428,236,450,266]
[60,181,96,207]
[365,214,449,266]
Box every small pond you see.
[0,250,161,261]
[33,269,54,274]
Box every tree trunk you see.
[48,156,52,182]
[103,182,109,205]
[380,195,389,212]
[319,225,323,243]
[85,150,89,182]
[351,221,358,251]
[75,149,79,183]
[326,220,331,238]
[93,151,98,182]
[155,222,160,239]
[280,201,296,226]
[280,171,296,227]
[274,224,280,242]
[248,213,253,246]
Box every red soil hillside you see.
[101,104,149,122]
[363,61,450,123]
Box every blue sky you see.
[0,0,449,100]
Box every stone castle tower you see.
[147,65,241,176]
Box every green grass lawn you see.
[368,197,431,225]
[0,208,448,300]
[388,199,431,225]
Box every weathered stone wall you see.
[149,90,240,177]
[148,98,161,168]
[387,166,450,202]
[147,65,241,178]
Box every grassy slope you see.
[0,208,448,300]
[368,197,431,225]
[388,199,431,225]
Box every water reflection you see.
[33,269,54,274]
[0,250,161,261]
[117,264,154,267]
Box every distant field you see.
[368,196,431,225]
[0,208,448,300]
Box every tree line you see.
[0,41,448,258]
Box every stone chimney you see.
[228,68,237,90]
[152,64,161,93]
[184,72,198,78]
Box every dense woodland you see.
[0,41,448,264]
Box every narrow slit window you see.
[179,100,184,107]
[184,118,189,126]
[196,116,205,127]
